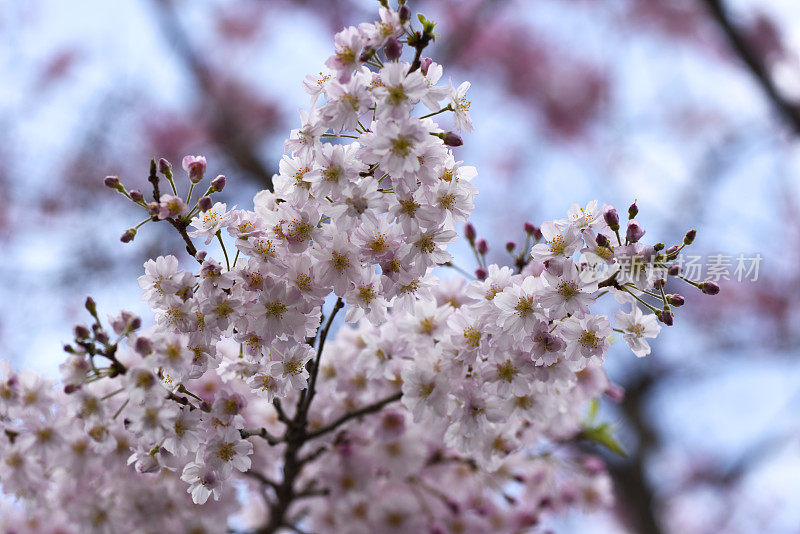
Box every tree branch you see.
[240,427,282,446]
[702,0,800,134]
[304,391,402,440]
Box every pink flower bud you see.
[667,294,685,306]
[419,57,432,75]
[120,228,136,243]
[210,174,226,192]
[506,241,516,252]
[603,208,619,230]
[103,176,120,189]
[182,155,207,184]
[134,337,153,356]
[628,201,638,219]
[604,384,625,403]
[398,4,411,22]
[74,325,90,339]
[700,281,720,295]
[198,196,213,212]
[442,131,463,147]
[476,238,488,255]
[625,220,645,243]
[158,158,172,176]
[475,268,487,280]
[384,37,402,60]
[464,223,476,242]
[129,189,143,202]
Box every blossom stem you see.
[111,399,129,420]
[216,231,231,271]
[442,261,474,279]
[419,104,453,120]
[622,287,660,313]
[100,388,125,401]
[321,133,359,139]
[418,104,453,120]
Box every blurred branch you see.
[603,370,665,534]
[702,0,800,134]
[149,0,275,190]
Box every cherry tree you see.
[0,3,725,533]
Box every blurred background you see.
[2,0,800,532]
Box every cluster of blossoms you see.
[0,3,718,533]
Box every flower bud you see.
[604,384,625,403]
[210,174,226,192]
[419,57,432,76]
[595,233,610,248]
[658,309,674,326]
[85,296,97,316]
[398,4,411,22]
[359,47,375,63]
[654,278,665,290]
[74,325,90,339]
[442,131,463,147]
[103,176,120,189]
[654,242,665,251]
[667,264,681,276]
[64,384,80,394]
[667,294,685,306]
[198,195,213,212]
[384,37,402,60]
[506,241,516,253]
[603,208,619,231]
[158,158,172,176]
[95,331,109,344]
[476,238,488,255]
[147,202,160,217]
[699,281,720,295]
[120,228,136,243]
[464,223,476,243]
[129,189,143,202]
[628,201,638,219]
[182,155,206,183]
[625,221,645,243]
[134,337,153,356]
[683,229,696,245]
[475,268,487,280]
[195,250,208,261]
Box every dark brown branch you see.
[243,470,280,490]
[304,391,402,440]
[240,427,282,446]
[149,0,276,190]
[164,217,199,259]
[299,298,344,416]
[702,0,800,134]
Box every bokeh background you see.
[2,0,800,532]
